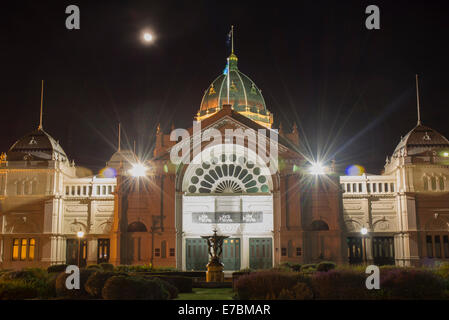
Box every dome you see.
[197,53,273,128]
[7,128,68,161]
[393,124,449,157]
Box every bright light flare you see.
[360,227,368,235]
[143,32,153,42]
[309,162,325,175]
[77,231,84,238]
[129,163,147,177]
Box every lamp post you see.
[77,231,84,268]
[360,227,368,264]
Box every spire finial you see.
[38,80,44,130]
[118,123,121,152]
[416,74,421,125]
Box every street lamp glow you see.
[309,162,325,175]
[77,231,84,238]
[443,152,449,157]
[129,163,147,177]
[143,32,153,42]
[360,227,368,235]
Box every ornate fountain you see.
[201,229,229,282]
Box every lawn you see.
[175,288,235,300]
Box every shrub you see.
[87,264,102,271]
[146,276,192,293]
[99,263,114,272]
[316,261,336,272]
[278,282,314,300]
[234,271,307,300]
[55,268,96,298]
[379,268,445,299]
[311,269,370,300]
[0,268,47,282]
[102,276,169,300]
[291,264,302,272]
[47,264,68,274]
[301,264,317,273]
[85,271,116,298]
[0,268,54,299]
[0,280,38,300]
[151,277,178,299]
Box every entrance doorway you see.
[249,238,272,269]
[66,239,87,267]
[372,236,395,265]
[347,237,363,264]
[222,238,241,270]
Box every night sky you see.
[1,0,449,175]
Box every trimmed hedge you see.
[145,275,192,293]
[0,280,38,300]
[102,275,169,300]
[55,269,96,298]
[99,263,114,272]
[379,268,445,299]
[316,261,336,272]
[47,264,68,274]
[84,271,116,298]
[0,268,55,299]
[311,269,369,300]
[235,271,309,300]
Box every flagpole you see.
[231,25,234,54]
[227,57,230,104]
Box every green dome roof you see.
[197,54,272,127]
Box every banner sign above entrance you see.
[192,212,263,224]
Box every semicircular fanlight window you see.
[187,153,270,194]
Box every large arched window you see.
[127,221,148,232]
[423,177,429,191]
[439,177,445,191]
[310,220,329,231]
[431,176,437,191]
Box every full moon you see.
[143,32,153,42]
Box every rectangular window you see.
[66,186,70,195]
[83,186,87,195]
[281,247,287,256]
[97,239,110,263]
[169,248,175,257]
[435,236,442,258]
[296,247,302,256]
[443,236,449,258]
[20,239,28,260]
[108,185,112,194]
[367,183,371,192]
[373,183,377,192]
[384,183,388,192]
[89,186,92,195]
[358,183,362,193]
[390,183,394,192]
[12,239,19,260]
[28,239,35,261]
[426,235,434,258]
[12,238,36,261]
[154,248,161,257]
